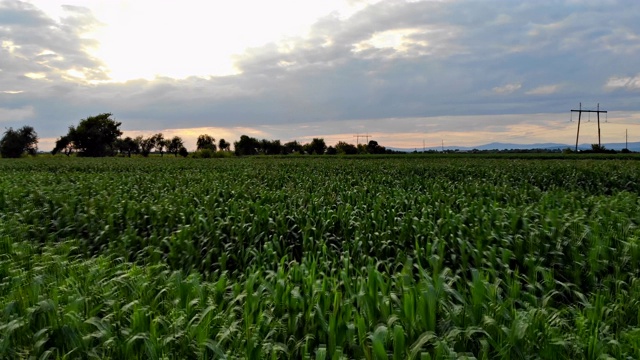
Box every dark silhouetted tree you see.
[60,113,122,157]
[366,140,386,154]
[259,139,282,155]
[153,133,166,156]
[234,135,260,155]
[114,136,139,157]
[197,134,216,151]
[140,135,158,157]
[307,138,327,155]
[168,136,185,157]
[1,126,38,158]
[218,138,230,151]
[178,146,189,157]
[335,141,358,155]
[326,146,337,155]
[283,140,302,154]
[52,135,74,156]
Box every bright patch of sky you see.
[26,0,380,81]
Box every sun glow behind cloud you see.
[26,0,380,82]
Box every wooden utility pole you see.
[571,103,607,151]
[626,129,628,150]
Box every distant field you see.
[1,157,640,359]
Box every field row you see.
[1,157,640,359]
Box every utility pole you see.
[353,134,371,146]
[626,129,628,150]
[441,139,444,152]
[597,103,601,147]
[571,102,607,151]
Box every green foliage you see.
[191,149,232,158]
[139,134,165,157]
[59,113,122,157]
[0,126,38,158]
[1,157,640,358]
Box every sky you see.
[1,0,640,151]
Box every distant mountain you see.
[473,142,569,151]
[389,141,640,152]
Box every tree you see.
[168,136,185,157]
[114,136,138,157]
[1,126,38,158]
[283,140,303,154]
[366,140,386,154]
[140,135,158,157]
[307,138,327,155]
[259,139,282,155]
[197,134,216,151]
[234,135,260,155]
[218,138,230,152]
[335,141,358,155]
[59,113,122,157]
[326,146,337,155]
[153,133,166,157]
[52,135,74,156]
[178,146,189,157]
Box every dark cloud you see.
[1,0,639,144]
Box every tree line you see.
[1,113,395,158]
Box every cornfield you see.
[1,156,640,359]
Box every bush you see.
[191,149,233,158]
[179,147,189,157]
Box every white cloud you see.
[605,75,640,90]
[352,28,429,56]
[526,85,561,95]
[493,83,521,94]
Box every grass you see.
[1,156,640,359]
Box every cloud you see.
[493,83,522,94]
[1,0,640,149]
[605,74,640,91]
[526,84,561,95]
[0,0,107,87]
